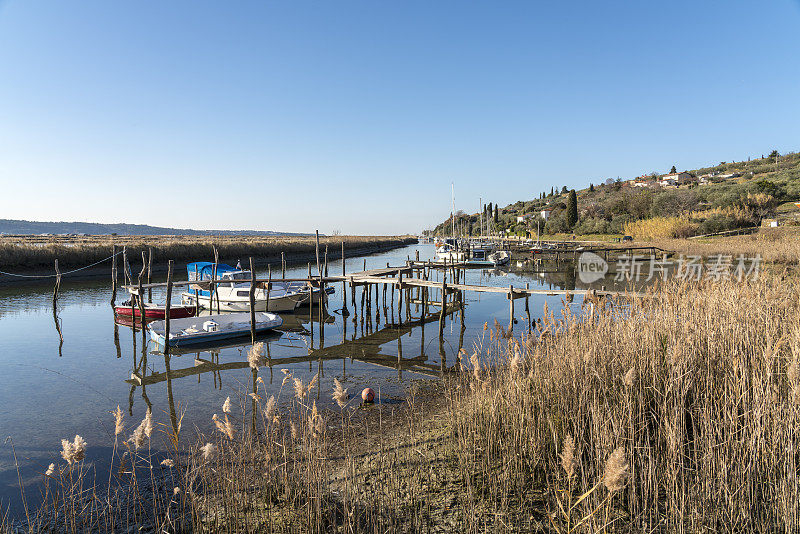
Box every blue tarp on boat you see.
[186,262,236,297]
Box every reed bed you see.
[0,235,416,270]
[652,226,800,265]
[4,274,799,532]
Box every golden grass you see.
[6,273,800,532]
[624,216,697,239]
[651,227,800,265]
[0,235,417,270]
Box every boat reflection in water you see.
[119,285,466,442]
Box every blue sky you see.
[0,1,798,234]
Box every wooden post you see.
[525,282,531,333]
[147,247,153,303]
[266,265,272,313]
[508,285,515,332]
[439,277,447,337]
[281,252,286,280]
[111,245,118,305]
[212,246,220,314]
[398,270,403,323]
[138,252,147,330]
[122,246,129,286]
[341,242,348,315]
[164,261,173,357]
[315,230,322,278]
[324,245,328,277]
[53,259,61,305]
[194,265,200,316]
[249,257,256,343]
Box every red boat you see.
[114,302,197,320]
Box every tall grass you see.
[0,235,416,270]
[4,274,799,532]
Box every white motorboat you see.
[180,262,303,313]
[436,243,466,262]
[488,250,511,266]
[149,312,283,347]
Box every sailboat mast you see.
[451,182,455,238]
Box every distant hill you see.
[428,150,800,238]
[0,219,310,237]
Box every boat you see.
[274,281,335,306]
[488,250,511,266]
[114,300,196,320]
[180,262,303,313]
[436,240,466,262]
[148,312,283,348]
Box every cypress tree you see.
[567,189,578,229]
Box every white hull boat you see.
[488,250,511,266]
[149,312,283,347]
[181,290,300,312]
[182,262,304,312]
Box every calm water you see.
[0,243,612,512]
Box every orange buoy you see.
[361,387,375,403]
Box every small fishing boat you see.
[488,250,512,266]
[148,312,283,347]
[114,300,196,320]
[436,242,466,262]
[180,262,303,312]
[276,282,335,306]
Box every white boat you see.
[488,250,511,266]
[148,312,283,347]
[436,243,466,262]
[276,281,335,306]
[180,262,303,313]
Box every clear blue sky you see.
[0,1,798,234]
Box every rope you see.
[0,250,123,279]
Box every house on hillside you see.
[661,171,695,186]
[540,209,552,220]
[659,177,678,188]
[516,214,534,223]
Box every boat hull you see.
[181,292,299,313]
[114,304,196,319]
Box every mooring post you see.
[324,245,328,277]
[266,265,272,313]
[53,259,61,306]
[525,282,531,333]
[122,246,129,286]
[147,247,153,303]
[398,270,403,323]
[194,265,201,316]
[111,245,118,305]
[249,257,256,343]
[315,230,322,278]
[439,275,447,337]
[341,242,347,314]
[281,252,286,280]
[508,285,515,332]
[212,246,220,314]
[138,252,147,341]
[164,261,173,357]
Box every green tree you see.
[566,189,578,229]
[589,183,594,192]
[550,187,554,197]
[561,185,568,194]
[670,165,677,174]
[769,149,780,159]
[493,205,499,224]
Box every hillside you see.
[429,151,800,239]
[0,219,310,237]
